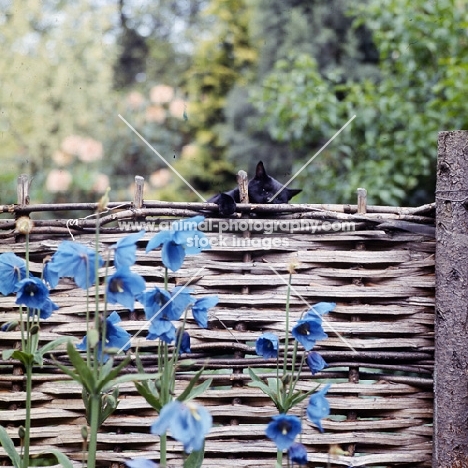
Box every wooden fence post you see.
[435,130,468,467]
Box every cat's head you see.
[248,161,301,204]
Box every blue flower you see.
[126,459,158,468]
[46,241,104,289]
[151,400,212,453]
[255,332,279,359]
[15,277,49,309]
[305,302,336,318]
[265,414,301,451]
[139,286,194,322]
[0,253,27,295]
[288,442,308,465]
[291,315,327,351]
[37,297,59,320]
[191,295,218,328]
[147,318,176,343]
[306,351,327,375]
[107,269,146,310]
[176,329,191,354]
[307,384,331,432]
[146,215,209,271]
[113,230,145,269]
[77,311,131,362]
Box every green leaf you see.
[96,355,131,392]
[181,378,213,403]
[183,441,205,468]
[247,368,279,403]
[66,341,96,393]
[135,380,162,412]
[34,337,75,366]
[176,368,207,402]
[286,384,320,409]
[0,426,20,468]
[30,449,73,468]
[2,349,15,360]
[101,372,159,393]
[12,350,34,366]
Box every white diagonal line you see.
[267,264,358,354]
[268,114,356,202]
[118,114,207,202]
[117,267,206,353]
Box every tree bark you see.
[434,130,468,468]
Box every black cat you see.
[208,161,301,216]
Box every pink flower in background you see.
[78,137,103,162]
[46,169,72,192]
[149,169,171,188]
[150,85,174,103]
[61,135,83,155]
[126,91,145,110]
[92,173,110,192]
[181,145,198,160]
[169,99,185,119]
[145,105,166,123]
[52,150,73,166]
[60,135,103,162]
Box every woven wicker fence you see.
[0,187,435,467]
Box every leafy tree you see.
[251,0,466,205]
[0,0,117,204]
[171,0,257,201]
[220,0,379,184]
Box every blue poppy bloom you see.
[43,260,60,289]
[255,332,279,359]
[265,414,301,451]
[304,302,336,318]
[0,253,27,295]
[146,215,209,271]
[46,241,104,289]
[112,230,145,269]
[307,384,331,432]
[176,329,191,354]
[291,315,327,351]
[306,351,327,375]
[147,318,176,343]
[37,297,59,320]
[288,442,308,465]
[77,311,131,362]
[191,295,218,328]
[139,286,193,322]
[15,277,49,309]
[107,269,146,311]
[126,459,158,468]
[151,400,212,453]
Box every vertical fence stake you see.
[434,130,468,467]
[133,175,145,209]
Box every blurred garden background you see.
[0,0,466,207]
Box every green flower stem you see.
[282,274,292,378]
[277,448,283,467]
[160,432,167,467]
[87,394,101,468]
[21,362,33,468]
[287,341,301,398]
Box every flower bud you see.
[81,425,88,441]
[16,216,34,235]
[18,426,26,439]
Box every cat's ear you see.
[217,192,237,216]
[255,161,267,179]
[287,189,302,200]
